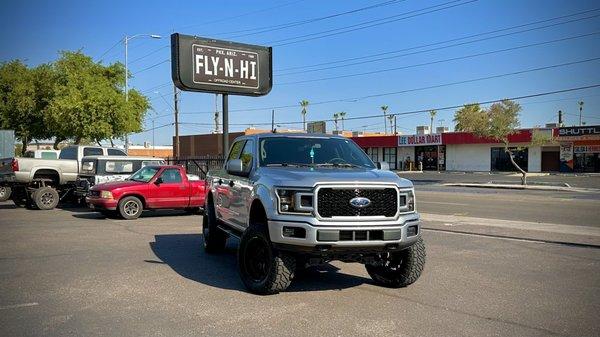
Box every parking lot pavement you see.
[0,203,599,337]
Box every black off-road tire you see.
[202,201,226,253]
[0,186,11,202]
[238,226,296,295]
[118,196,143,220]
[366,238,426,288]
[32,186,59,210]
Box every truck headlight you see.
[276,189,313,214]
[100,191,113,199]
[406,190,415,212]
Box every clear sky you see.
[1,0,599,146]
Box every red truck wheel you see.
[118,196,143,220]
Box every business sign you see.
[574,145,600,153]
[559,142,574,172]
[556,125,600,140]
[307,121,326,134]
[398,134,442,147]
[171,33,272,96]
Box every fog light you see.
[407,225,418,237]
[282,226,306,238]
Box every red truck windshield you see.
[129,166,159,182]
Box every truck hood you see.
[257,167,413,188]
[91,180,146,190]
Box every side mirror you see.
[154,177,163,185]
[377,161,390,171]
[226,159,248,177]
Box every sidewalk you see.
[420,212,600,247]
[442,182,599,193]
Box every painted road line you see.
[420,213,600,237]
[0,302,39,310]
[418,201,469,206]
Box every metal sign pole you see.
[222,94,229,157]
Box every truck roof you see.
[82,155,164,161]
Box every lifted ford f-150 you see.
[204,133,425,294]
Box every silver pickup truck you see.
[204,133,425,294]
[0,145,127,209]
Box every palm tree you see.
[333,113,340,132]
[429,109,437,134]
[380,105,389,134]
[339,111,347,131]
[300,100,309,131]
[387,114,395,134]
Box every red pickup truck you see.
[86,165,206,219]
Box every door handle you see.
[228,180,234,187]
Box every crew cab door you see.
[214,140,245,225]
[149,168,189,208]
[229,139,255,228]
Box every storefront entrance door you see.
[415,146,438,170]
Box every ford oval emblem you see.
[349,197,371,209]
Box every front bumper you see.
[267,216,421,252]
[86,197,118,210]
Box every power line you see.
[133,59,170,75]
[278,31,600,85]
[96,38,123,61]
[177,58,600,114]
[176,0,305,31]
[129,45,170,65]
[268,0,477,46]
[221,0,407,39]
[277,11,600,75]
[180,84,600,127]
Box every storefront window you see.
[366,147,379,163]
[491,147,528,172]
[415,146,438,170]
[383,147,397,170]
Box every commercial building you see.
[351,125,600,173]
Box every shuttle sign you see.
[171,33,272,96]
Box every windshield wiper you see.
[315,163,360,168]
[265,163,312,167]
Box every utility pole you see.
[271,109,275,133]
[394,115,397,135]
[222,94,229,157]
[214,94,220,133]
[558,110,563,127]
[578,101,584,126]
[174,85,179,158]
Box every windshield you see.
[129,166,159,182]
[259,136,375,168]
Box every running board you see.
[217,225,242,239]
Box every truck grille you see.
[316,187,398,218]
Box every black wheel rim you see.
[244,237,271,283]
[0,187,5,198]
[380,252,403,271]
[203,207,211,245]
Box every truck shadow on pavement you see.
[149,234,371,293]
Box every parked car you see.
[204,133,424,294]
[75,156,165,198]
[0,145,127,209]
[86,165,206,219]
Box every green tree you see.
[380,105,388,134]
[454,100,531,184]
[300,99,309,131]
[0,60,54,155]
[45,51,149,146]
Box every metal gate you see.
[164,156,225,179]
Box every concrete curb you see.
[443,182,599,193]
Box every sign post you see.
[171,33,272,156]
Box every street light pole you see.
[123,33,161,153]
[578,101,584,126]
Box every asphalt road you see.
[0,190,599,337]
